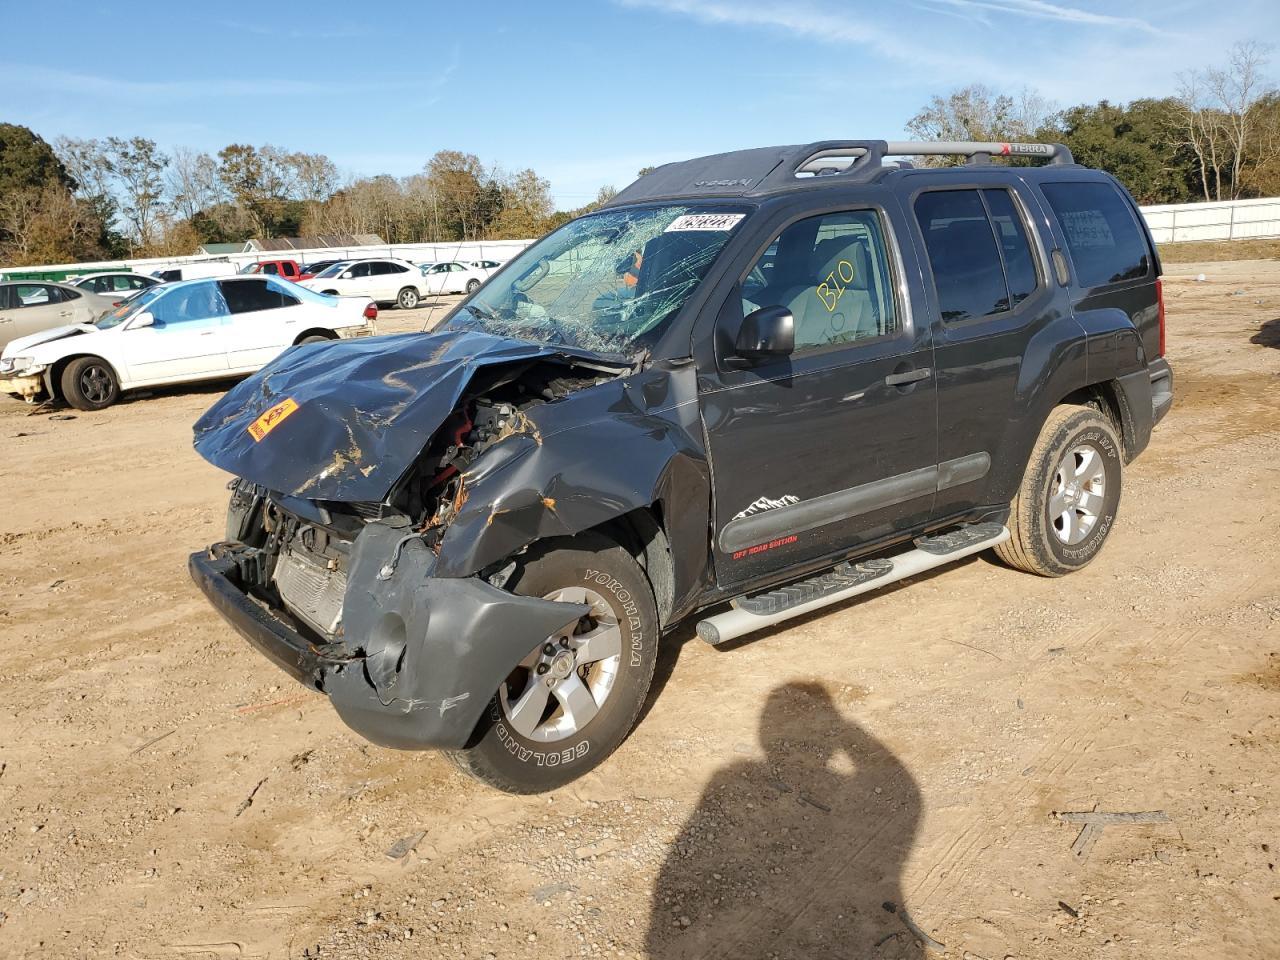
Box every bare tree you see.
[1176,41,1275,199]
[906,85,1061,165]
[105,136,169,249]
[168,147,222,222]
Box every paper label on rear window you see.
[665,213,745,233]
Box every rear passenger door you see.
[220,278,304,371]
[911,184,1066,520]
[700,206,938,586]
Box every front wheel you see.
[397,287,420,309]
[61,356,120,410]
[448,532,659,793]
[995,404,1122,577]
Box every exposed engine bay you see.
[222,355,621,644]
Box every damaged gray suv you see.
[190,140,1173,793]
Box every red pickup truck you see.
[241,259,313,282]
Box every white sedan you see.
[0,276,376,411]
[420,260,490,295]
[68,271,161,297]
[298,258,428,309]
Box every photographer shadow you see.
[646,681,925,959]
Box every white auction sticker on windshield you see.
[665,213,746,232]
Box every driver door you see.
[698,207,938,587]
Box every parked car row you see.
[299,258,494,307]
[0,276,377,410]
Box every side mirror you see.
[735,305,794,360]
[341,271,354,279]
[130,312,155,329]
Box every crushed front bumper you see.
[189,530,588,750]
[0,373,44,400]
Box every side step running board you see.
[696,522,1009,646]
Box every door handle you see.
[59,310,73,317]
[884,367,931,387]
[200,331,216,336]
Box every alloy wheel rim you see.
[498,586,622,743]
[80,365,112,404]
[1048,443,1106,545]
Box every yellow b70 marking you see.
[815,259,857,312]
[247,397,299,441]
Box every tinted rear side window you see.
[982,189,1038,306]
[219,278,298,313]
[914,189,1008,322]
[1041,181,1149,288]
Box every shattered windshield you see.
[447,205,749,354]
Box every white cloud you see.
[615,0,1001,75]
[918,0,1163,34]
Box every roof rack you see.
[777,140,1075,185]
[604,140,1077,207]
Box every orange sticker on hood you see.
[247,397,299,441]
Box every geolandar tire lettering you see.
[447,531,660,794]
[995,404,1123,577]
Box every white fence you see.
[1139,197,1280,244]
[0,239,538,281]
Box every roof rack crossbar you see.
[784,139,1074,183]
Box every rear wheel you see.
[465,279,481,294]
[298,334,333,345]
[61,356,119,411]
[448,533,659,793]
[995,404,1122,576]
[397,287,420,309]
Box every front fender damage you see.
[329,519,590,749]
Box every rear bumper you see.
[189,536,587,751]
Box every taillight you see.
[1156,277,1166,357]
[363,303,378,321]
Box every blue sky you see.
[1,0,1276,208]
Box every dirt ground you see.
[1,267,1277,960]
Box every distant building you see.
[246,234,385,252]
[197,242,247,256]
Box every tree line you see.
[0,133,591,267]
[906,41,1279,204]
[1,41,1276,267]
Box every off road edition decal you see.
[247,397,299,441]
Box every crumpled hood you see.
[193,328,616,503]
[4,323,97,357]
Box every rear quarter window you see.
[1041,181,1150,288]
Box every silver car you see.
[0,281,121,353]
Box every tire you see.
[465,279,481,294]
[61,356,120,411]
[448,532,659,793]
[995,404,1123,577]
[321,289,339,296]
[298,334,333,345]
[397,287,420,309]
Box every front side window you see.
[454,204,748,354]
[915,189,1010,322]
[1041,181,1150,287]
[219,278,299,313]
[742,210,898,351]
[150,282,230,327]
[348,263,372,278]
[15,284,53,306]
[314,262,348,279]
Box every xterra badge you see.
[247,397,299,441]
